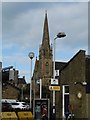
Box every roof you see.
[60,49,86,71]
[55,62,67,70]
[5,81,21,91]
[86,55,90,59]
[18,77,26,84]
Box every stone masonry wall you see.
[60,50,87,119]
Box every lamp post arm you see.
[54,36,58,40]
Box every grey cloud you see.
[3,9,44,49]
[3,2,88,51]
[2,2,88,82]
[49,3,88,46]
[2,0,89,2]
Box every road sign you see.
[55,70,59,76]
[49,86,60,91]
[51,78,58,85]
[36,79,40,84]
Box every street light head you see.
[82,81,87,86]
[74,81,87,86]
[28,52,34,59]
[57,32,66,38]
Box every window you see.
[46,62,49,66]
[46,62,49,74]
[65,85,69,93]
[11,103,19,105]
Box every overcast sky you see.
[1,1,89,83]
[0,0,89,2]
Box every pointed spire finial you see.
[45,10,47,15]
[45,10,47,19]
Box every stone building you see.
[33,12,53,98]
[57,50,90,119]
[2,66,27,101]
[2,82,20,100]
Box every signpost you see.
[51,78,58,85]
[49,86,60,91]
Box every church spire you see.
[42,11,50,48]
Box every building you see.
[32,12,90,119]
[33,12,53,98]
[57,50,90,119]
[2,82,20,100]
[2,66,27,101]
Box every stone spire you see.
[42,11,50,48]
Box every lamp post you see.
[28,52,34,109]
[53,32,66,119]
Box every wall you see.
[60,50,87,119]
[2,84,20,100]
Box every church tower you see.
[33,11,53,98]
[39,11,53,86]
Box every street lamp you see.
[53,32,66,78]
[53,32,66,119]
[28,52,34,109]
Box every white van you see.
[11,102,30,110]
[1,99,19,103]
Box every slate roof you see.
[55,61,67,71]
